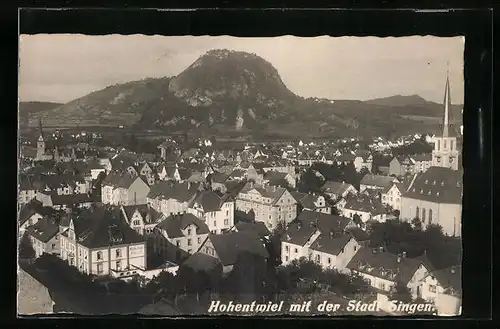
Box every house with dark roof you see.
[360,174,399,193]
[322,181,357,200]
[101,172,150,206]
[120,204,166,236]
[419,265,461,316]
[231,221,271,240]
[152,213,210,263]
[281,210,358,271]
[146,181,200,216]
[381,182,408,212]
[196,230,269,273]
[263,170,296,188]
[36,192,94,211]
[187,191,235,234]
[291,191,332,215]
[18,174,38,205]
[59,206,147,277]
[26,217,60,258]
[346,248,432,299]
[389,156,415,177]
[400,167,462,237]
[341,194,389,224]
[235,182,297,230]
[18,200,55,233]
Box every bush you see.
[19,233,36,259]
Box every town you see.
[17,75,462,316]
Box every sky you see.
[18,35,464,104]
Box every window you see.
[416,207,420,218]
[422,209,426,222]
[116,260,121,271]
[224,218,229,225]
[97,263,103,274]
[176,240,180,247]
[213,221,216,227]
[97,251,103,260]
[188,239,192,246]
[315,254,321,263]
[187,228,192,235]
[285,245,289,252]
[285,256,289,262]
[294,248,298,253]
[437,140,440,151]
[116,249,122,258]
[328,257,331,264]
[443,140,447,149]
[269,215,271,219]
[354,245,357,251]
[378,282,385,290]
[197,237,201,244]
[428,209,433,224]
[429,285,437,293]
[52,243,56,249]
[450,140,454,150]
[226,210,229,216]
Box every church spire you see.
[38,118,45,140]
[442,68,452,137]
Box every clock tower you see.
[431,71,460,171]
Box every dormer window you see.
[441,181,445,186]
[420,189,424,194]
[436,192,440,197]
[425,180,428,184]
[427,191,431,195]
[433,180,436,185]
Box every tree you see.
[19,233,36,259]
[353,214,363,227]
[411,217,423,231]
[297,169,323,193]
[391,281,412,303]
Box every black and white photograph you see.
[17,34,463,316]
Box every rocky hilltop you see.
[25,49,462,138]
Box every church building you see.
[400,73,463,237]
[35,119,73,162]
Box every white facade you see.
[420,274,461,316]
[187,201,234,235]
[381,185,403,212]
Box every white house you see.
[187,191,235,235]
[381,183,407,212]
[419,266,461,316]
[59,207,147,277]
[120,204,166,236]
[281,210,358,271]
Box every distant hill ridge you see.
[22,49,463,138]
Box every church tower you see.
[431,70,459,170]
[36,118,46,160]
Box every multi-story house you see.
[346,248,432,300]
[281,210,358,271]
[341,195,388,224]
[18,174,38,205]
[411,154,433,173]
[291,192,332,214]
[120,204,166,236]
[18,199,53,233]
[381,183,407,212]
[146,181,200,216]
[235,182,297,230]
[152,212,210,263]
[59,207,147,277]
[389,156,415,177]
[196,230,269,274]
[187,191,235,235]
[419,265,461,316]
[354,151,373,173]
[36,192,94,211]
[263,170,296,188]
[101,172,150,206]
[26,217,60,258]
[322,181,357,201]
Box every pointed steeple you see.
[442,67,452,137]
[38,118,45,141]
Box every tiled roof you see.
[156,213,209,238]
[18,200,54,226]
[183,252,220,272]
[263,171,288,181]
[282,210,352,246]
[209,230,269,266]
[234,221,270,238]
[102,171,140,189]
[346,248,429,284]
[146,181,199,201]
[121,204,164,224]
[360,174,396,189]
[50,193,94,206]
[310,233,353,255]
[344,194,386,215]
[190,191,224,212]
[322,181,354,196]
[26,217,59,243]
[426,265,461,295]
[403,167,462,204]
[69,207,145,249]
[239,184,289,204]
